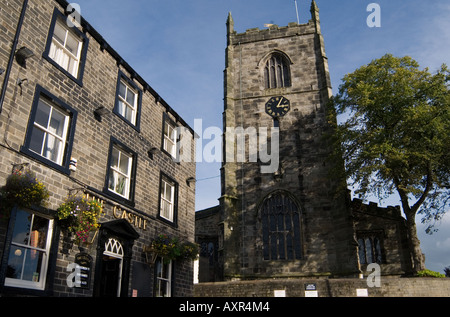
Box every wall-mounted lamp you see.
[186,177,196,186]
[148,147,158,160]
[15,46,34,68]
[93,106,109,122]
[69,158,77,172]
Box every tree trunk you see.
[395,176,430,274]
[405,212,426,273]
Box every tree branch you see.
[411,162,434,214]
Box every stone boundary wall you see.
[194,277,450,297]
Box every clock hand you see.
[276,97,284,108]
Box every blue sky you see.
[74,0,450,273]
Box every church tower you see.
[219,1,358,279]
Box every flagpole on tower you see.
[294,0,300,24]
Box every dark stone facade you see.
[194,277,450,297]
[0,0,195,297]
[195,1,413,283]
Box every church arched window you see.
[260,192,302,260]
[264,53,291,89]
[357,233,383,264]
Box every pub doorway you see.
[93,219,139,297]
[99,238,123,297]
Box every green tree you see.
[444,266,450,277]
[330,54,450,273]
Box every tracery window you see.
[264,53,291,89]
[357,233,383,264]
[260,192,302,260]
[104,238,124,258]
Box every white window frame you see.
[30,98,70,166]
[4,209,54,291]
[49,20,83,78]
[117,79,138,125]
[163,120,178,158]
[155,258,172,297]
[160,178,175,222]
[108,146,133,199]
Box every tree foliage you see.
[444,266,450,278]
[330,54,450,271]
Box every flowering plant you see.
[56,195,103,243]
[0,170,49,219]
[149,234,181,263]
[181,241,199,261]
[146,234,198,263]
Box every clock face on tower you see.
[265,96,290,118]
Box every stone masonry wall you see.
[352,199,413,275]
[195,206,222,282]
[0,0,195,297]
[220,10,357,280]
[194,277,450,297]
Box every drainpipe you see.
[0,0,29,114]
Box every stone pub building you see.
[0,0,196,297]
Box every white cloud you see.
[407,3,450,70]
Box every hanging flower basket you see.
[0,170,49,220]
[144,234,199,264]
[149,234,181,263]
[56,195,103,244]
[181,241,199,261]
